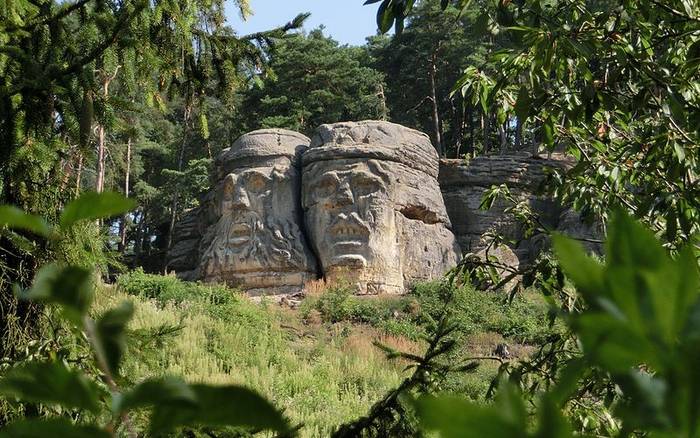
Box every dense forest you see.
[2,0,530,273]
[1,0,699,436]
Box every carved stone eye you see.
[353,176,382,197]
[244,173,269,194]
[315,174,338,198]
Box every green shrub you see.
[299,284,422,337]
[411,281,557,344]
[115,269,271,328]
[117,268,238,305]
[96,280,407,437]
[300,280,557,345]
[117,268,189,302]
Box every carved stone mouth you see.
[228,223,251,245]
[331,224,368,238]
[330,254,367,268]
[329,214,370,243]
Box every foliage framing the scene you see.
[368,0,700,246]
[416,211,700,437]
[0,193,292,437]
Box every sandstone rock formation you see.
[168,122,599,297]
[166,202,208,281]
[301,121,461,294]
[439,154,601,268]
[198,129,318,295]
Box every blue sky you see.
[225,0,382,46]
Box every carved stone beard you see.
[202,207,307,277]
[230,212,305,269]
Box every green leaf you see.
[0,206,51,237]
[677,245,700,326]
[542,116,554,148]
[614,370,670,430]
[495,382,527,428]
[17,264,94,323]
[606,210,667,271]
[457,0,473,16]
[514,86,531,123]
[376,0,395,34]
[116,377,197,415]
[479,83,491,113]
[0,361,101,413]
[0,418,110,438]
[148,384,290,435]
[574,313,655,372]
[80,90,94,148]
[60,191,136,229]
[416,394,525,438]
[667,92,686,124]
[198,113,209,140]
[552,234,604,302]
[666,208,678,242]
[95,301,134,375]
[548,359,588,405]
[534,394,573,437]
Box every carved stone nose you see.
[231,186,250,209]
[335,183,354,205]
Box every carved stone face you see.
[198,129,317,295]
[302,120,462,294]
[303,159,403,294]
[216,167,277,265]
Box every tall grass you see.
[103,271,407,436]
[103,271,558,434]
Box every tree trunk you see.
[95,66,120,193]
[452,103,462,158]
[482,112,491,155]
[532,120,540,156]
[499,120,507,155]
[428,52,443,157]
[134,209,146,264]
[96,124,105,192]
[515,116,523,150]
[59,153,73,194]
[377,83,388,121]
[119,137,132,253]
[468,106,474,157]
[75,152,83,195]
[166,104,192,253]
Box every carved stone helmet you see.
[302,121,461,294]
[200,129,318,296]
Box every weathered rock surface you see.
[197,129,318,295]
[556,207,603,253]
[167,122,600,296]
[302,121,461,294]
[167,206,204,281]
[439,154,600,267]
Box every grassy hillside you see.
[105,270,557,436]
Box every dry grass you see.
[342,327,424,361]
[95,285,408,437]
[302,278,330,297]
[101,272,556,434]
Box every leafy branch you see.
[0,192,293,437]
[415,212,700,437]
[332,283,478,437]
